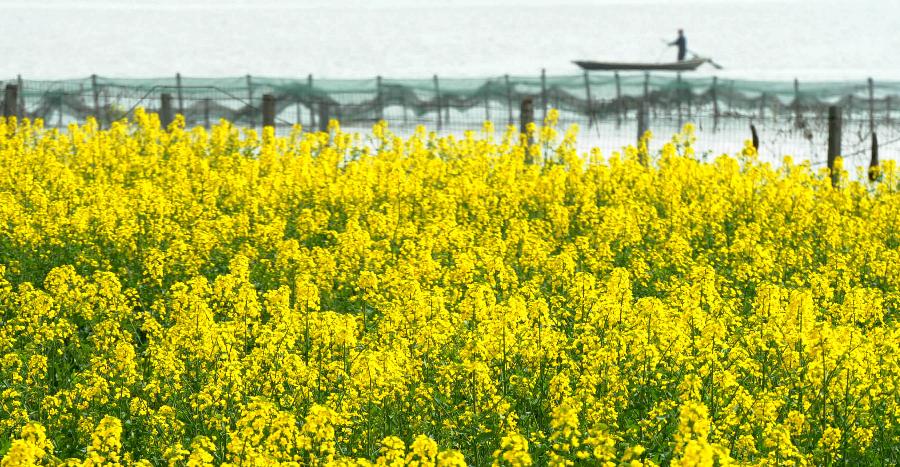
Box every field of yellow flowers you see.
[0,110,898,466]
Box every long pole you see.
[869,132,879,182]
[750,124,760,152]
[16,75,24,120]
[176,72,184,116]
[583,71,593,128]
[3,85,18,118]
[376,75,384,121]
[481,80,491,122]
[504,74,513,126]
[91,74,101,127]
[308,74,315,130]
[827,105,842,187]
[676,73,683,128]
[204,98,211,129]
[484,81,491,123]
[433,74,442,131]
[319,102,330,132]
[711,77,719,132]
[637,102,647,144]
[540,68,547,121]
[57,92,63,128]
[262,94,276,128]
[869,77,878,182]
[402,89,408,126]
[246,74,255,128]
[520,98,535,154]
[160,93,173,128]
[643,72,650,114]
[614,72,623,127]
[868,77,876,138]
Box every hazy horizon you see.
[1,0,894,81]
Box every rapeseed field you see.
[0,111,898,465]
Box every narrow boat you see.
[573,57,708,72]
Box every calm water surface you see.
[1,0,895,81]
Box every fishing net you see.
[2,73,897,163]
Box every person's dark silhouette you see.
[669,29,687,62]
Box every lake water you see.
[2,0,895,165]
[2,0,896,81]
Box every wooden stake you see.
[160,93,173,128]
[16,75,23,119]
[308,74,316,130]
[642,72,650,116]
[319,102,330,133]
[246,74,255,128]
[614,72,623,127]
[484,82,491,123]
[3,84,18,118]
[750,123,759,152]
[433,75,442,131]
[376,75,384,121]
[204,98,211,129]
[868,77,876,139]
[520,98,535,154]
[712,77,719,132]
[827,105,842,187]
[504,74,513,126]
[262,94,276,128]
[869,132,879,182]
[583,71,594,127]
[637,102,648,144]
[540,68,547,120]
[91,74,102,127]
[176,72,184,116]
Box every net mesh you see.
[2,73,898,164]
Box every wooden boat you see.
[573,57,708,72]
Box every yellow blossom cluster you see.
[0,111,898,466]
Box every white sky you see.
[1,0,814,6]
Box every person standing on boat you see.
[669,29,687,62]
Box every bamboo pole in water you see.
[91,74,101,127]
[504,74,513,126]
[176,73,184,116]
[540,68,547,120]
[246,75,255,128]
[583,71,593,128]
[615,72,623,127]
[711,77,719,132]
[433,75,442,131]
[308,74,315,130]
[827,105,842,187]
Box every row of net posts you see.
[523,70,880,183]
[0,73,887,182]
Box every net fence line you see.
[2,73,898,164]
